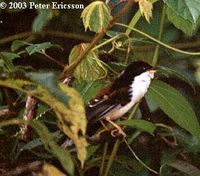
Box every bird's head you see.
[124,61,156,78]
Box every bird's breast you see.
[130,72,152,103]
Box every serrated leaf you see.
[81,1,112,32]
[42,163,66,176]
[11,40,30,52]
[69,43,107,81]
[147,80,200,141]
[166,6,199,35]
[136,0,153,23]
[32,10,54,33]
[118,119,156,135]
[0,70,87,168]
[163,0,200,35]
[163,0,200,24]
[25,42,54,55]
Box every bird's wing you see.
[86,87,131,124]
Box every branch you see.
[60,0,136,80]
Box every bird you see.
[86,61,157,138]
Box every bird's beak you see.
[148,69,157,79]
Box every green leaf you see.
[81,1,112,32]
[28,72,68,104]
[163,0,200,23]
[163,0,200,35]
[118,119,156,135]
[25,42,54,55]
[147,80,200,141]
[0,52,20,71]
[32,10,54,33]
[30,121,74,176]
[0,70,87,167]
[15,138,43,158]
[73,80,108,104]
[86,145,100,160]
[11,40,30,52]
[69,43,107,81]
[166,6,199,35]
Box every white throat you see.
[130,70,154,103]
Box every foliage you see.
[0,0,200,176]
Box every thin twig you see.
[103,140,120,176]
[99,142,109,176]
[39,51,65,68]
[124,139,158,174]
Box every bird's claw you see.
[111,128,126,141]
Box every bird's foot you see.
[111,128,126,141]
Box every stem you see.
[124,139,158,174]
[152,4,166,66]
[92,34,122,51]
[129,40,200,51]
[99,143,108,176]
[39,51,65,68]
[117,23,200,56]
[103,140,120,176]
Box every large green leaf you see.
[166,6,199,35]
[0,70,87,167]
[163,0,200,35]
[163,0,200,23]
[81,1,112,32]
[69,43,107,81]
[147,80,200,141]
